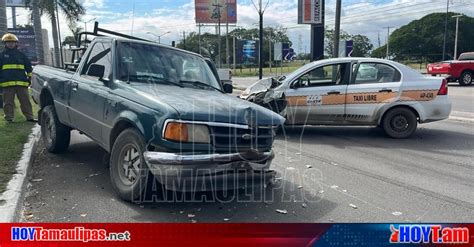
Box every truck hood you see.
[131,84,285,127]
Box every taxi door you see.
[285,62,351,125]
[345,62,402,124]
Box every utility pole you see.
[452,14,462,60]
[384,26,393,59]
[0,0,7,36]
[252,0,269,79]
[212,1,223,68]
[198,24,202,55]
[269,30,272,72]
[333,0,341,58]
[225,0,230,68]
[233,35,236,74]
[377,32,381,48]
[442,0,449,60]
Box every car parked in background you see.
[427,52,474,86]
[241,58,452,139]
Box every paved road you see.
[21,119,473,222]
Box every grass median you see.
[0,96,38,194]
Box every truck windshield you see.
[116,42,221,90]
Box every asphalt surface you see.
[20,79,473,223]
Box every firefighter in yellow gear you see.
[0,33,35,122]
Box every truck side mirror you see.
[87,63,105,78]
[223,83,233,94]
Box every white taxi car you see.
[240,58,452,138]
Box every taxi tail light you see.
[438,79,448,95]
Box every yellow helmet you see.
[2,33,18,42]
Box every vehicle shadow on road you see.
[276,125,474,155]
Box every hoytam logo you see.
[11,227,131,242]
[390,225,469,244]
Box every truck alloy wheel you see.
[382,107,417,139]
[110,128,151,202]
[40,105,71,153]
[460,71,473,86]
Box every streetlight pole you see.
[442,0,449,61]
[333,0,341,58]
[452,14,462,60]
[251,0,269,79]
[147,31,171,44]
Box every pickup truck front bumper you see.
[143,150,276,192]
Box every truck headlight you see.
[164,122,210,143]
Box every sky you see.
[6,0,474,53]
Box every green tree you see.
[177,26,292,67]
[351,34,373,57]
[26,0,85,66]
[324,27,351,56]
[376,12,474,62]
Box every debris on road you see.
[392,211,403,216]
[342,189,347,193]
[80,213,87,217]
[87,173,102,178]
[31,179,43,182]
[297,185,303,189]
[276,209,288,214]
[302,203,308,208]
[286,167,295,170]
[187,214,195,218]
[349,204,358,209]
[330,185,339,189]
[331,162,339,166]
[306,165,313,168]
[223,218,230,222]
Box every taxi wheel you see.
[382,107,417,139]
[459,71,472,86]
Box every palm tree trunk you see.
[0,0,7,36]
[50,10,61,67]
[32,0,44,64]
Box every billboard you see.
[236,40,259,65]
[8,28,37,63]
[195,0,237,24]
[298,0,323,24]
[6,0,26,7]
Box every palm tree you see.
[0,0,7,36]
[26,0,85,66]
[31,0,44,64]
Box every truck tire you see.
[459,71,473,86]
[40,105,70,153]
[110,128,152,202]
[382,107,418,139]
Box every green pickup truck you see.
[31,27,284,202]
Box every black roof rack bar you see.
[93,21,151,42]
[75,31,103,48]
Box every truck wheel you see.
[40,105,70,153]
[459,71,473,86]
[382,107,418,139]
[110,128,152,202]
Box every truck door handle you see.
[379,89,392,93]
[327,91,340,95]
[71,82,78,92]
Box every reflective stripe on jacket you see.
[0,48,33,88]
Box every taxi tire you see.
[110,128,153,202]
[459,71,472,86]
[382,107,417,139]
[40,105,70,153]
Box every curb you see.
[0,125,41,222]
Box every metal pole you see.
[225,0,229,68]
[56,1,64,67]
[269,30,272,73]
[442,0,449,60]
[198,24,201,55]
[386,27,390,59]
[233,35,236,73]
[453,15,461,60]
[11,7,16,28]
[258,0,263,79]
[333,0,341,58]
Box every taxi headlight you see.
[164,122,210,143]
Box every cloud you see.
[83,0,106,9]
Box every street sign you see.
[6,0,26,7]
[274,42,282,61]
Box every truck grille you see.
[210,126,275,153]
